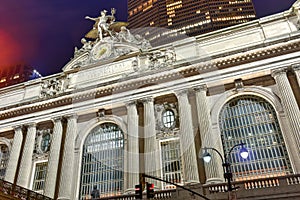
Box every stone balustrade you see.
[89,174,300,200]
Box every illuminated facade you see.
[128,0,256,44]
[0,2,300,200]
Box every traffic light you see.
[146,182,155,198]
[135,184,143,199]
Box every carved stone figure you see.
[291,0,300,28]
[85,8,128,41]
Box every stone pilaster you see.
[44,117,63,198]
[272,69,300,169]
[176,90,199,183]
[125,101,140,192]
[17,123,37,188]
[143,97,161,188]
[194,86,223,183]
[58,115,77,200]
[4,126,23,183]
[292,64,300,86]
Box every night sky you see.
[0,0,297,76]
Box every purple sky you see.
[0,0,297,76]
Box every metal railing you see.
[0,179,52,200]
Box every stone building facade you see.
[0,2,300,200]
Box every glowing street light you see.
[201,142,249,192]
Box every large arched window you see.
[0,144,9,179]
[79,123,124,199]
[219,95,292,181]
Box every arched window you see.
[79,123,124,199]
[219,95,292,181]
[0,144,9,179]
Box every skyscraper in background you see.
[128,0,256,45]
[0,65,42,88]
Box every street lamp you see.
[201,142,248,192]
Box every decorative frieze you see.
[41,77,65,98]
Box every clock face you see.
[91,42,112,60]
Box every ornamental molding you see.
[33,128,52,160]
[0,38,300,120]
[154,102,179,139]
[41,77,66,98]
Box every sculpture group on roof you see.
[73,8,151,60]
[84,8,150,46]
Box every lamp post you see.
[201,142,249,192]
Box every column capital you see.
[12,125,22,131]
[140,97,154,104]
[52,116,62,122]
[174,89,189,97]
[193,85,207,92]
[65,114,78,120]
[292,64,300,71]
[125,100,137,107]
[26,123,37,128]
[271,68,288,78]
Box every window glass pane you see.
[219,95,292,181]
[80,123,124,199]
[0,144,9,179]
[162,110,175,128]
[161,139,182,189]
[32,162,48,193]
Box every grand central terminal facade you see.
[0,1,300,200]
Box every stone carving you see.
[291,0,300,28]
[74,38,93,58]
[85,8,117,41]
[33,129,52,159]
[234,79,244,92]
[41,78,64,98]
[146,49,176,69]
[72,8,151,64]
[155,103,179,139]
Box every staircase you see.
[0,179,52,200]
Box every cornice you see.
[1,38,300,120]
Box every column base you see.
[57,197,70,200]
[205,177,224,184]
[184,180,200,185]
[124,188,136,194]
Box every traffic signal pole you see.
[142,174,210,200]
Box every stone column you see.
[176,90,199,183]
[194,86,223,183]
[143,98,161,187]
[58,115,77,200]
[272,69,300,160]
[4,126,23,183]
[44,117,63,198]
[17,123,37,188]
[292,65,300,86]
[125,101,140,192]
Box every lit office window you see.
[161,139,182,189]
[219,95,292,181]
[80,123,124,199]
[32,162,48,193]
[0,144,9,179]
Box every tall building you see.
[0,64,42,88]
[0,1,300,200]
[128,0,256,45]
